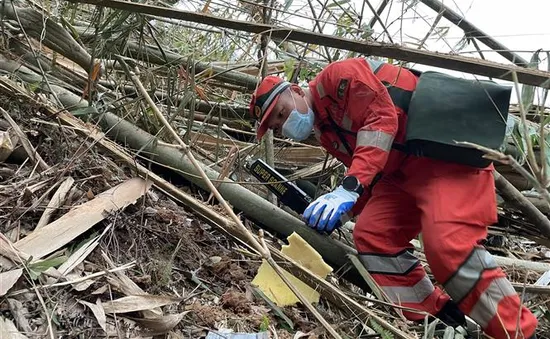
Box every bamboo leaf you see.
[283,0,293,12]
[71,106,98,116]
[0,269,23,296]
[521,49,541,111]
[78,299,107,332]
[423,318,439,339]
[251,286,294,330]
[327,0,351,9]
[28,256,67,280]
[102,295,182,314]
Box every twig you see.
[7,262,136,296]
[0,107,50,171]
[128,68,342,338]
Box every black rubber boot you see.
[434,300,466,328]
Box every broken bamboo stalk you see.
[66,0,550,88]
[128,68,343,338]
[15,178,152,259]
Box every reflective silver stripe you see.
[316,82,326,98]
[382,276,435,304]
[365,58,384,73]
[342,115,353,130]
[359,251,419,275]
[356,130,394,151]
[260,81,291,114]
[444,248,498,302]
[468,277,517,328]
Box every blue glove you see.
[303,186,359,233]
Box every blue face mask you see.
[281,95,315,141]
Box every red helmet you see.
[249,75,291,139]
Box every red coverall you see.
[308,57,537,338]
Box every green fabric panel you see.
[405,71,512,167]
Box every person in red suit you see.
[249,57,537,339]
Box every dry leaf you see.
[66,271,95,291]
[0,130,15,162]
[102,295,182,314]
[0,316,29,339]
[58,230,103,276]
[91,284,109,295]
[79,299,107,332]
[15,178,152,260]
[0,268,23,296]
[86,187,94,200]
[128,312,189,335]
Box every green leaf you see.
[259,314,269,332]
[283,0,293,12]
[283,58,296,81]
[369,319,394,339]
[28,256,68,280]
[521,49,541,112]
[70,106,97,116]
[327,0,351,8]
[28,82,41,93]
[251,286,294,330]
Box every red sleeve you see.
[344,70,398,187]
